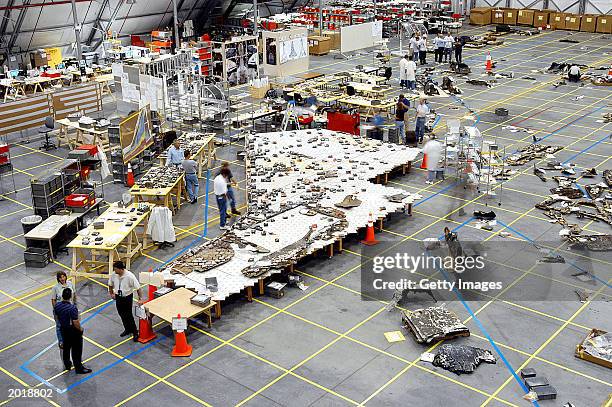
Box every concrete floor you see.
[0,24,611,407]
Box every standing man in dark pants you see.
[108,261,144,342]
[454,37,463,63]
[54,288,92,374]
[219,162,241,216]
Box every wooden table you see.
[0,79,26,102]
[68,202,153,284]
[145,287,216,329]
[130,172,186,213]
[348,72,388,84]
[338,96,396,117]
[94,74,114,99]
[24,214,80,259]
[157,133,216,177]
[56,118,110,151]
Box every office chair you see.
[382,67,392,81]
[39,116,57,151]
[345,85,356,96]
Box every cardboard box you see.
[469,7,492,25]
[566,14,581,31]
[517,9,535,26]
[549,12,566,29]
[322,30,341,50]
[308,35,331,55]
[249,83,270,99]
[580,15,597,32]
[596,15,612,33]
[533,10,550,26]
[492,8,505,24]
[504,8,518,25]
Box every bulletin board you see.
[119,106,153,163]
[52,82,103,120]
[263,28,309,78]
[0,95,52,136]
[340,21,383,53]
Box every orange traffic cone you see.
[420,153,428,169]
[171,314,192,357]
[361,213,380,246]
[126,163,135,187]
[138,317,157,343]
[485,52,492,73]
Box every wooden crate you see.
[308,36,331,55]
[469,7,492,25]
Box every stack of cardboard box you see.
[468,6,611,34]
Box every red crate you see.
[77,144,98,156]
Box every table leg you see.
[108,250,114,276]
[337,238,343,253]
[378,218,383,231]
[246,286,253,302]
[215,302,222,318]
[207,311,212,328]
[258,278,264,295]
[48,239,55,261]
[328,244,333,258]
[71,249,78,286]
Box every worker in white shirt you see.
[415,97,430,143]
[406,55,417,91]
[213,167,231,230]
[418,35,427,65]
[434,33,445,64]
[568,64,581,82]
[399,55,409,88]
[166,139,184,167]
[444,33,454,63]
[108,261,144,342]
[408,34,416,59]
[411,35,421,62]
[423,135,443,184]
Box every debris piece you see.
[384,331,406,343]
[401,306,469,344]
[432,344,496,374]
[534,385,557,400]
[520,368,537,379]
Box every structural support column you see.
[173,0,180,49]
[71,0,83,61]
[318,0,323,35]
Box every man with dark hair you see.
[182,149,199,204]
[219,161,241,216]
[214,167,232,230]
[51,270,75,349]
[108,260,144,342]
[54,288,91,374]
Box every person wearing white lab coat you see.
[147,206,176,243]
[418,35,427,65]
[423,135,443,184]
[411,36,421,62]
[406,55,417,90]
[399,55,409,88]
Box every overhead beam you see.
[0,0,15,45]
[93,0,125,51]
[6,0,32,53]
[86,0,109,45]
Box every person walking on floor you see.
[399,55,409,88]
[182,150,199,204]
[418,35,428,65]
[406,55,417,91]
[423,135,443,184]
[51,270,75,350]
[108,261,143,342]
[408,34,416,60]
[415,97,430,143]
[444,32,454,63]
[434,33,444,64]
[395,95,410,144]
[214,167,231,230]
[454,37,463,63]
[54,288,91,374]
[219,162,241,216]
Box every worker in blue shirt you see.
[54,288,92,374]
[166,139,184,167]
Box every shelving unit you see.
[212,35,259,87]
[0,142,16,200]
[30,160,82,219]
[191,38,213,77]
[151,30,173,55]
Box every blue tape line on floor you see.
[424,249,538,406]
[437,216,475,240]
[562,133,611,165]
[414,181,460,207]
[203,168,211,238]
[574,183,588,199]
[62,337,165,393]
[497,221,611,288]
[20,300,115,392]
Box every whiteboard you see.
[340,21,383,53]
